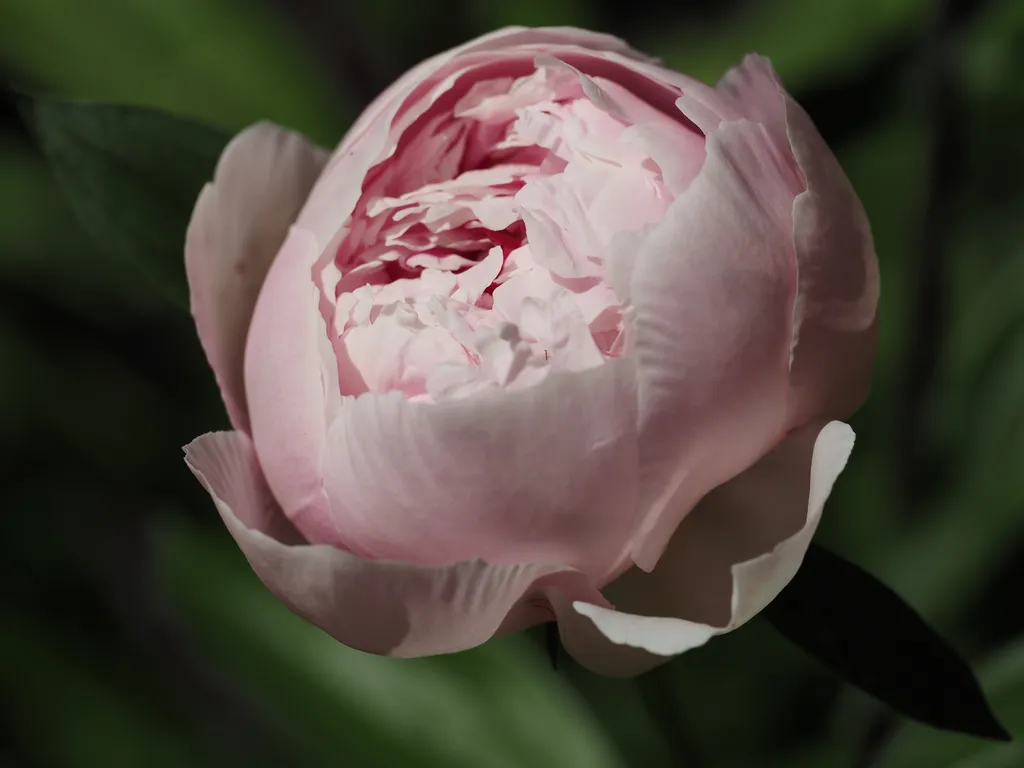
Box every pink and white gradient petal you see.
[626,118,799,572]
[564,421,854,676]
[185,124,328,432]
[184,430,613,659]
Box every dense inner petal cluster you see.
[322,63,681,401]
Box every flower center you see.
[327,63,672,401]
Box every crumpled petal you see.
[185,123,328,432]
[627,118,798,571]
[561,420,854,676]
[184,430,612,658]
[319,359,638,580]
[719,55,880,426]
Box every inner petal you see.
[318,59,698,403]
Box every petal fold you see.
[562,421,854,676]
[719,55,880,425]
[244,227,335,535]
[186,123,328,432]
[184,430,609,658]
[629,118,798,570]
[319,360,639,580]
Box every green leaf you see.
[0,131,155,317]
[22,97,229,309]
[877,638,1024,767]
[154,519,625,768]
[765,544,1008,740]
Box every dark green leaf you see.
[765,543,1010,741]
[20,96,229,308]
[877,637,1024,767]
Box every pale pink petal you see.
[517,176,603,279]
[318,359,638,581]
[785,93,879,423]
[184,430,611,657]
[343,312,470,400]
[541,48,724,133]
[535,55,631,122]
[454,245,504,304]
[718,56,879,425]
[561,421,854,676]
[467,197,520,230]
[716,55,793,177]
[518,292,606,372]
[244,227,337,541]
[184,431,307,546]
[621,121,705,197]
[628,120,798,571]
[604,226,650,309]
[453,65,582,122]
[185,123,328,432]
[492,269,556,324]
[539,58,705,191]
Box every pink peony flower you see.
[184,26,878,675]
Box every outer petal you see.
[562,421,855,676]
[785,90,880,424]
[720,55,880,425]
[628,119,798,571]
[318,359,638,581]
[185,123,328,432]
[183,430,611,657]
[244,227,334,532]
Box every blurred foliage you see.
[23,98,229,309]
[1,0,1023,766]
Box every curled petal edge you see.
[183,430,612,659]
[566,421,855,677]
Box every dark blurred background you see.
[2,0,1023,766]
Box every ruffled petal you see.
[628,119,798,570]
[184,430,610,658]
[298,27,656,250]
[562,421,854,676]
[185,123,328,432]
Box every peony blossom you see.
[184,26,878,675]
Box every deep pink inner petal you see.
[312,58,702,406]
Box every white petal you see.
[562,421,855,676]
